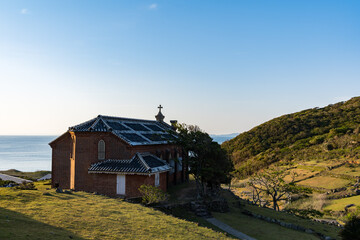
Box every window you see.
[155,173,160,187]
[98,140,105,160]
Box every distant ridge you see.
[222,97,360,178]
[211,133,239,144]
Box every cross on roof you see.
[158,105,163,112]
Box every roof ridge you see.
[101,115,160,124]
[98,116,112,131]
[89,117,101,130]
[69,117,97,130]
[136,152,151,170]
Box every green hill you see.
[222,97,360,178]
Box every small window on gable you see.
[155,173,160,187]
[98,140,105,160]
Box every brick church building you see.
[49,106,186,198]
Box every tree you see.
[174,123,233,198]
[248,167,296,210]
[340,216,360,240]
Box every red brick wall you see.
[73,132,130,193]
[125,172,167,198]
[90,173,117,196]
[50,133,71,189]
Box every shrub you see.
[0,180,15,187]
[16,181,37,190]
[340,216,360,240]
[138,184,167,205]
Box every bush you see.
[138,184,167,205]
[15,181,37,190]
[341,216,360,240]
[0,180,15,187]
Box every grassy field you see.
[330,164,360,177]
[297,176,352,190]
[283,168,319,182]
[213,190,340,240]
[0,181,230,240]
[324,195,360,212]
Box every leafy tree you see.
[174,123,234,198]
[340,216,360,240]
[248,167,297,210]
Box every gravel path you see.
[206,217,256,240]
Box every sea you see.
[0,136,56,172]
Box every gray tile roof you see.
[88,152,171,175]
[69,115,176,146]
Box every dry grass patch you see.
[284,168,319,182]
[298,176,352,190]
[330,164,360,177]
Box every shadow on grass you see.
[0,207,84,240]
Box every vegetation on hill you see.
[222,97,360,178]
[213,190,340,240]
[0,169,51,181]
[0,181,230,239]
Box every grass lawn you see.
[330,165,360,177]
[284,168,320,182]
[300,160,341,168]
[297,176,352,190]
[0,181,230,240]
[324,195,360,211]
[213,190,341,240]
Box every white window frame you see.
[98,140,105,160]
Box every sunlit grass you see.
[0,181,230,240]
[324,195,360,212]
[330,165,360,177]
[213,190,340,240]
[298,176,352,190]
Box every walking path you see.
[206,217,256,240]
[0,173,32,184]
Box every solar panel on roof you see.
[124,123,151,131]
[144,124,164,132]
[120,133,149,143]
[142,133,164,142]
[106,121,129,131]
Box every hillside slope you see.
[0,181,230,239]
[222,97,360,177]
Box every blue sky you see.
[0,1,359,135]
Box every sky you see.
[0,0,359,135]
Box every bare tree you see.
[248,167,296,210]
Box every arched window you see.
[98,140,105,160]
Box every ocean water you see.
[0,136,56,172]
